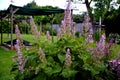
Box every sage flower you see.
[38,47,46,63]
[64,48,72,67]
[61,0,73,35]
[15,39,23,73]
[86,34,93,43]
[46,31,51,41]
[15,25,28,73]
[30,16,40,40]
[15,25,23,45]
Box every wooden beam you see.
[10,6,14,49]
[0,15,3,45]
[10,7,19,49]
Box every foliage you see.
[23,1,64,25]
[1,20,10,33]
[75,31,80,37]
[107,33,120,44]
[17,20,30,34]
[93,30,100,42]
[23,0,38,8]
[73,14,84,23]
[42,24,57,36]
[11,34,118,80]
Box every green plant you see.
[11,35,117,80]
[93,31,100,42]
[75,31,80,37]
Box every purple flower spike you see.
[38,47,46,63]
[30,16,40,40]
[46,31,51,41]
[64,48,72,67]
[61,0,73,35]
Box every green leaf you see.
[61,68,78,78]
[83,64,99,76]
[52,64,62,74]
[34,72,47,80]
[44,67,53,76]
[57,54,65,64]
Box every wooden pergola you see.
[0,4,64,49]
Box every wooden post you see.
[40,21,42,33]
[0,14,3,45]
[99,16,101,34]
[50,14,54,43]
[10,6,14,50]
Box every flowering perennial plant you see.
[30,16,40,40]
[11,2,120,80]
[14,25,28,73]
[86,34,93,43]
[83,12,93,43]
[83,12,91,36]
[61,0,73,35]
[64,48,72,67]
[46,31,51,41]
[15,25,23,45]
[109,60,120,79]
[92,34,106,60]
[15,40,24,73]
[38,47,46,63]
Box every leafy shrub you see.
[11,35,117,80]
[42,24,57,36]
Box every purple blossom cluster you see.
[15,40,23,73]
[83,12,91,36]
[83,12,93,43]
[84,12,90,29]
[38,47,46,63]
[97,34,106,56]
[91,34,113,60]
[109,60,120,78]
[61,0,73,35]
[15,25,28,73]
[86,34,93,43]
[30,16,40,40]
[46,31,51,41]
[15,25,23,44]
[64,48,72,67]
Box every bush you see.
[11,35,118,80]
[42,24,57,36]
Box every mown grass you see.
[0,34,57,44]
[0,48,15,80]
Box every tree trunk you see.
[85,0,95,33]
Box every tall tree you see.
[24,0,38,8]
[72,0,120,32]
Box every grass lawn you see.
[0,34,36,43]
[0,47,15,80]
[0,33,57,44]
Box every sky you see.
[0,0,87,14]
